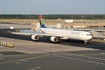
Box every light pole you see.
[82,16,83,19]
[81,16,84,23]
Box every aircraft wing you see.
[11,30,44,36]
[11,32,33,36]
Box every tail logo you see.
[38,14,46,28]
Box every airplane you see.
[12,15,93,44]
[32,15,93,44]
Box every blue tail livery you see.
[38,14,46,28]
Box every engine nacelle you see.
[31,35,39,40]
[50,36,58,42]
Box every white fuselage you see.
[40,28,93,41]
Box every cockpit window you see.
[86,34,93,36]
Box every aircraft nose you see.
[88,34,93,39]
[90,35,93,39]
[81,33,93,40]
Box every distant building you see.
[0,12,2,14]
[65,19,73,23]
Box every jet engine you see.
[31,35,39,40]
[50,36,58,42]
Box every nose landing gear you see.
[84,40,88,44]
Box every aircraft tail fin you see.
[38,14,46,28]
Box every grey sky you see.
[0,0,105,14]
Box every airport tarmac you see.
[0,23,105,70]
[0,50,105,70]
[0,34,105,70]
